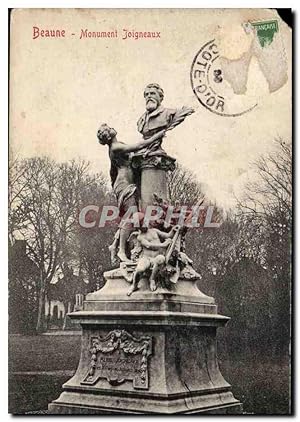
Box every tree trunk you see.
[36,274,46,333]
[62,301,70,330]
[62,310,67,330]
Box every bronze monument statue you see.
[97,83,195,269]
[49,83,242,415]
[96,84,198,293]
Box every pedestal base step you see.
[49,391,242,414]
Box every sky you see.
[10,8,292,209]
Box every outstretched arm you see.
[112,130,165,154]
[165,106,195,132]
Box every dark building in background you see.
[8,240,40,334]
[9,240,90,333]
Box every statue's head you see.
[97,124,117,145]
[143,83,164,112]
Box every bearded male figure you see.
[136,83,195,159]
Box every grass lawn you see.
[9,334,82,414]
[219,358,290,415]
[8,334,290,414]
[9,334,81,373]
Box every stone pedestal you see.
[48,272,242,414]
[141,168,168,208]
[131,153,176,208]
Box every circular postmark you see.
[190,39,257,117]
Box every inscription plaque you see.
[81,329,152,389]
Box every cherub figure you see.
[127,225,178,296]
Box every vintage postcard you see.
[9,8,292,414]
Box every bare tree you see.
[236,139,292,356]
[167,163,205,205]
[9,157,105,332]
[236,139,292,271]
[71,176,113,292]
[237,139,292,230]
[8,155,33,245]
